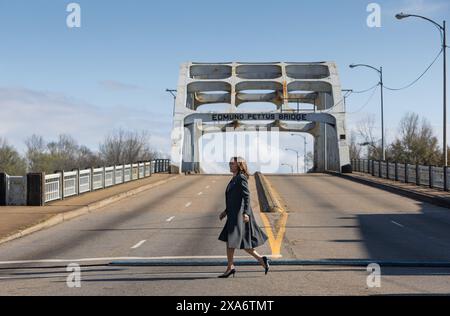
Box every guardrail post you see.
[416,164,420,186]
[429,165,433,188]
[386,161,389,179]
[61,171,65,200]
[75,169,80,195]
[54,170,64,200]
[394,162,398,181]
[90,167,94,192]
[405,163,409,183]
[102,166,106,189]
[122,164,125,183]
[371,160,375,176]
[444,166,448,191]
[378,160,382,178]
[27,173,45,206]
[0,172,7,206]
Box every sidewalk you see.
[332,171,450,209]
[0,174,178,244]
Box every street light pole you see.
[349,64,385,161]
[290,133,307,173]
[380,67,385,161]
[285,148,299,174]
[396,13,447,166]
[166,89,177,117]
[444,20,447,166]
[282,163,294,174]
[342,89,353,113]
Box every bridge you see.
[1,62,450,296]
[1,168,450,295]
[169,62,351,174]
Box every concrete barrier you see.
[254,172,283,213]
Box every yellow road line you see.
[254,175,289,256]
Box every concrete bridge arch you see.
[170,62,351,174]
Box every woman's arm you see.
[239,175,250,216]
[219,209,227,220]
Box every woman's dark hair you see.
[231,156,250,179]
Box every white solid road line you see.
[197,192,203,196]
[166,216,175,222]
[0,272,222,280]
[131,240,147,249]
[185,202,192,208]
[391,221,404,228]
[0,255,283,265]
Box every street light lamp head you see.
[395,12,410,20]
[349,64,356,68]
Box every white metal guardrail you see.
[351,159,450,191]
[42,159,170,203]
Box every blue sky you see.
[0,0,449,172]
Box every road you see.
[0,174,449,295]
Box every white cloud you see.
[386,0,449,16]
[98,80,141,91]
[0,86,170,155]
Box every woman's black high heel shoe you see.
[262,256,270,275]
[218,268,236,278]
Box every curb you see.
[109,258,450,268]
[0,175,179,246]
[327,171,450,209]
[254,172,284,213]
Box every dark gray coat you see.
[218,172,268,249]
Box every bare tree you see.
[78,145,103,168]
[25,134,104,173]
[349,131,361,160]
[305,151,314,172]
[356,115,383,160]
[0,137,27,175]
[99,129,159,165]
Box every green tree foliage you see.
[0,137,27,175]
[388,113,441,165]
[25,134,100,173]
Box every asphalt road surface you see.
[0,174,449,295]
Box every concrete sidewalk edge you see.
[0,175,179,246]
[327,171,450,209]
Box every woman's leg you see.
[226,243,235,270]
[244,248,266,267]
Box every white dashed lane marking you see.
[131,240,147,249]
[391,221,404,228]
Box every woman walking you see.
[218,157,270,278]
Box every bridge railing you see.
[351,159,449,191]
[1,159,171,206]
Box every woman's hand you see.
[243,214,250,223]
[219,211,227,221]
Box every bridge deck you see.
[0,174,450,295]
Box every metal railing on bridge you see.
[1,159,171,206]
[44,159,171,203]
[351,159,449,191]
